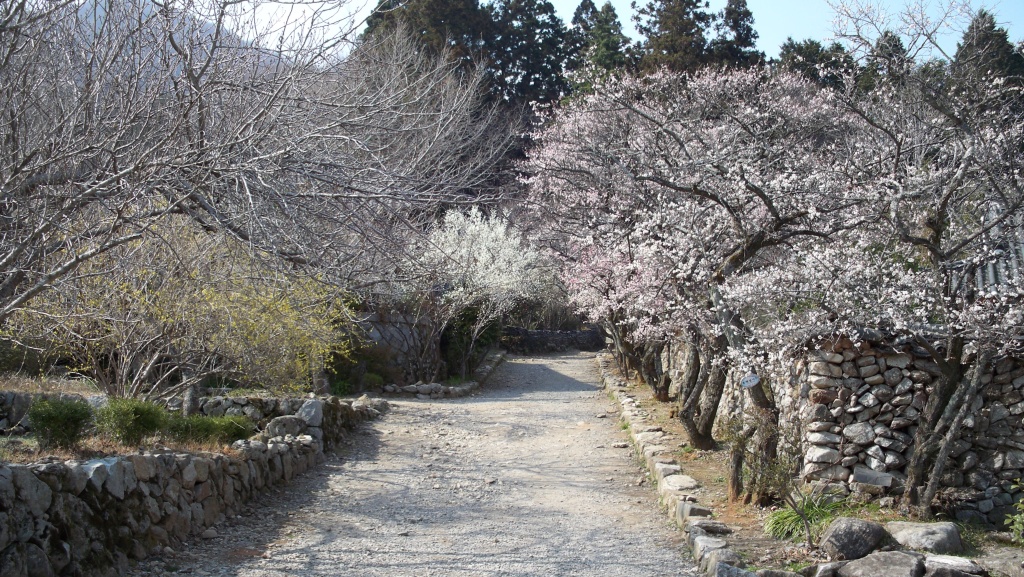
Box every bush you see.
[764,489,847,544]
[28,398,93,449]
[95,399,166,446]
[363,372,384,388]
[165,414,254,444]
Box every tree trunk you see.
[919,349,991,512]
[677,337,726,450]
[904,336,965,506]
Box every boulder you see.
[820,517,888,561]
[886,522,963,554]
[837,551,923,577]
[757,571,803,577]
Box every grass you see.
[764,490,848,543]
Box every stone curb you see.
[381,349,507,400]
[595,352,753,577]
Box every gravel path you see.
[133,352,698,577]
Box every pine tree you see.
[952,10,1024,84]
[633,0,713,73]
[778,38,854,89]
[363,0,493,68]
[708,0,762,67]
[488,0,569,105]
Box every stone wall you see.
[783,337,1024,527]
[657,334,1024,527]
[500,327,605,355]
[0,395,387,577]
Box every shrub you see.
[363,372,384,388]
[28,398,93,449]
[165,414,254,444]
[764,489,847,544]
[1009,480,1024,543]
[95,399,166,446]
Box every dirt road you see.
[133,352,697,577]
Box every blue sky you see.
[545,0,1024,59]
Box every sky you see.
[544,0,1024,59]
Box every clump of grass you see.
[165,414,254,444]
[95,399,166,446]
[28,398,93,449]
[764,488,847,545]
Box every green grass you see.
[764,490,847,543]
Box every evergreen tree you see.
[564,1,629,95]
[856,30,910,92]
[778,38,854,89]
[567,1,629,75]
[633,0,713,73]
[952,10,1024,84]
[566,0,600,70]
[708,0,762,67]
[488,0,569,105]
[363,0,493,68]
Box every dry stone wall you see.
[0,395,387,577]
[784,337,1024,527]
[659,335,1024,527]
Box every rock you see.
[799,562,849,577]
[702,548,745,574]
[820,517,888,561]
[711,563,757,577]
[693,535,727,562]
[923,554,985,576]
[201,528,218,539]
[843,422,876,445]
[1005,449,1024,469]
[810,390,839,405]
[654,462,681,480]
[837,551,923,577]
[677,502,713,524]
[885,522,963,554]
[884,368,904,386]
[296,400,324,427]
[807,446,841,464]
[859,365,881,378]
[807,432,842,445]
[852,465,893,488]
[886,354,912,369]
[11,466,52,517]
[265,415,307,437]
[757,571,803,577]
[688,518,733,535]
[662,474,700,492]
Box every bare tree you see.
[0,0,516,326]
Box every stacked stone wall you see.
[783,337,1024,527]
[660,335,1024,527]
[500,327,605,355]
[0,395,386,576]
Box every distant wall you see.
[500,327,605,355]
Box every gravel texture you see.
[130,352,697,577]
